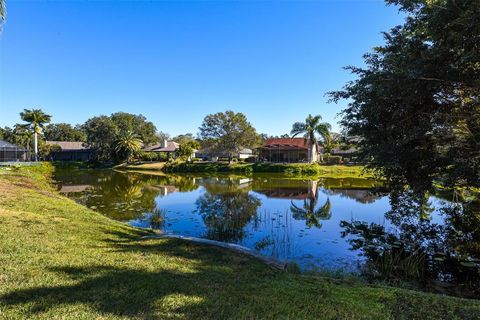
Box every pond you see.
[53,168,480,298]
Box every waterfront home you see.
[143,140,180,158]
[258,138,321,163]
[45,141,95,161]
[195,147,254,161]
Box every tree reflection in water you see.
[290,198,331,229]
[195,179,261,242]
[341,187,480,298]
[290,181,332,228]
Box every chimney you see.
[162,139,168,148]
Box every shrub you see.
[138,152,167,162]
[324,155,342,165]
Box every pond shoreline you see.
[117,161,375,179]
[143,234,287,270]
[1,163,480,319]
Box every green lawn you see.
[0,163,478,319]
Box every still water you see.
[54,168,480,298]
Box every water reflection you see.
[195,179,261,242]
[340,188,480,298]
[289,181,332,229]
[53,168,480,298]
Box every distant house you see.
[330,146,358,157]
[238,148,254,159]
[46,141,95,161]
[195,147,254,161]
[0,140,27,162]
[258,138,321,163]
[143,140,180,158]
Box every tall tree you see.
[172,133,195,145]
[110,112,158,146]
[83,112,158,162]
[44,123,86,142]
[82,116,118,161]
[290,114,331,162]
[199,110,257,163]
[20,109,51,161]
[329,0,480,190]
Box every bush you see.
[245,156,257,163]
[324,155,343,165]
[138,151,167,162]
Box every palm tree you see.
[115,130,143,163]
[13,124,33,154]
[322,132,339,155]
[291,114,331,163]
[20,109,52,161]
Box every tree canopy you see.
[109,112,158,146]
[329,0,480,190]
[44,123,86,142]
[199,110,257,161]
[82,113,158,162]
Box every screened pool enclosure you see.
[0,140,28,162]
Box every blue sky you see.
[0,0,403,136]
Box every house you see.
[46,141,95,161]
[0,140,27,162]
[238,148,254,159]
[195,147,254,161]
[258,138,321,163]
[143,140,180,158]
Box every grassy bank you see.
[0,164,479,319]
[123,161,375,179]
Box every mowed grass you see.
[0,164,479,319]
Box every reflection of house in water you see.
[325,189,382,204]
[256,188,310,200]
[254,181,318,200]
[59,185,92,194]
[146,185,179,196]
[199,177,253,192]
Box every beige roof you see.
[143,141,179,152]
[46,141,88,150]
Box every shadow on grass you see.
[1,265,217,318]
[0,230,274,319]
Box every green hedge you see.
[163,162,343,175]
[138,151,168,162]
[324,155,343,165]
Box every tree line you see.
[1,108,347,164]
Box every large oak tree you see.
[199,110,257,163]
